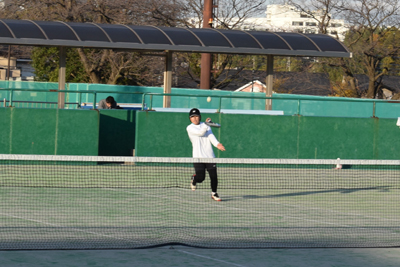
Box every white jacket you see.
[186,122,220,158]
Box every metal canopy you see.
[0,19,352,110]
[0,19,351,58]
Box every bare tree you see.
[185,0,266,29]
[285,0,400,99]
[335,0,400,98]
[0,0,188,85]
[178,0,267,89]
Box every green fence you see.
[1,105,399,159]
[1,81,400,159]
[1,81,400,118]
[0,106,136,156]
[0,107,99,155]
[272,94,400,118]
[135,111,400,160]
[98,109,136,156]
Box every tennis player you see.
[186,108,225,201]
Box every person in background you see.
[98,96,122,109]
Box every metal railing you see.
[2,99,80,109]
[1,88,399,117]
[141,92,270,112]
[142,92,400,117]
[0,88,144,109]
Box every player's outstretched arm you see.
[217,143,225,151]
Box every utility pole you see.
[7,46,11,80]
[200,0,213,89]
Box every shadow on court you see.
[238,186,392,200]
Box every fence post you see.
[150,95,153,110]
[265,55,273,110]
[141,93,146,110]
[78,92,82,108]
[92,92,97,109]
[373,102,376,117]
[9,89,13,107]
[297,99,300,115]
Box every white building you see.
[241,4,347,41]
[191,4,348,41]
[266,4,347,40]
[0,57,34,81]
[235,80,267,93]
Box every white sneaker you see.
[211,193,221,201]
[190,175,196,191]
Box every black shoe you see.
[190,175,196,191]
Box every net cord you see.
[0,154,399,166]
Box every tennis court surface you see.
[2,246,400,267]
[0,155,399,249]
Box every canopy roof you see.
[0,19,351,58]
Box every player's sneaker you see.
[211,193,221,201]
[190,175,196,191]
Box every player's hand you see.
[217,143,225,151]
[205,118,212,123]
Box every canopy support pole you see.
[58,46,66,109]
[265,55,274,110]
[163,50,172,108]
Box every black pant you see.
[193,163,218,193]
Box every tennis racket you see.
[205,119,221,128]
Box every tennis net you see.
[0,154,399,249]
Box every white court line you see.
[107,188,359,228]
[1,187,396,243]
[106,187,400,233]
[0,211,133,242]
[175,187,400,223]
[176,249,249,267]
[225,194,400,222]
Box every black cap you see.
[189,108,201,118]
